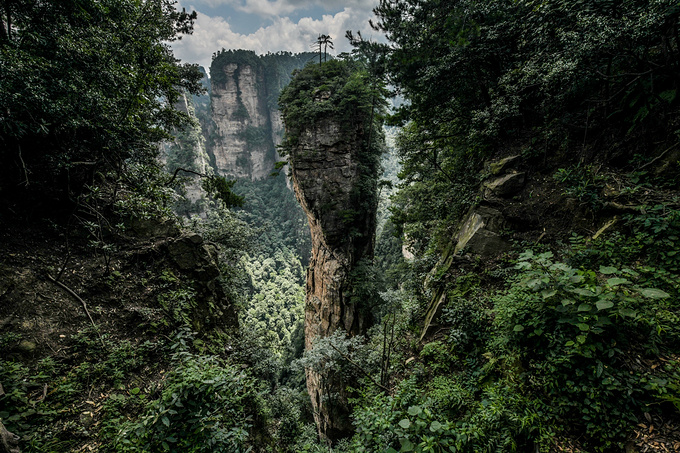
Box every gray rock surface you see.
[484,172,526,197]
[289,116,378,440]
[454,206,510,256]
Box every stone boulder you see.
[167,232,219,281]
[0,420,20,453]
[484,172,526,198]
[454,206,510,256]
[127,217,180,239]
[487,155,520,175]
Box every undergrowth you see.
[344,206,680,453]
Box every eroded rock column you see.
[288,118,378,440]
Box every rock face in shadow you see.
[0,419,21,453]
[288,117,378,441]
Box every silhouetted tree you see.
[314,34,334,63]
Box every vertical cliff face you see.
[209,57,272,179]
[280,60,385,441]
[291,118,376,439]
[292,118,376,337]
[161,90,212,215]
[207,51,315,180]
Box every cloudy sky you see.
[171,0,383,74]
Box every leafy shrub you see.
[350,376,533,453]
[493,250,679,450]
[553,165,606,210]
[114,352,263,453]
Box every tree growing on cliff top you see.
[314,34,334,64]
[279,58,387,153]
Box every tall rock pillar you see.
[280,61,384,441]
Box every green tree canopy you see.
[375,0,680,143]
[372,0,680,254]
[0,0,203,214]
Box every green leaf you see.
[161,416,170,427]
[619,308,637,318]
[518,250,534,260]
[399,418,411,429]
[430,421,443,432]
[639,288,670,299]
[599,266,618,275]
[577,303,592,312]
[541,289,557,299]
[407,406,422,416]
[577,323,590,331]
[513,324,525,332]
[526,278,544,290]
[595,300,614,310]
[399,438,415,452]
[606,278,630,286]
[129,387,140,395]
[659,89,677,103]
[621,268,639,277]
[571,287,595,297]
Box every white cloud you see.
[187,0,374,17]
[171,5,383,73]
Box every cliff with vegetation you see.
[207,50,315,180]
[3,1,680,452]
[279,59,386,440]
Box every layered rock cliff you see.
[293,120,377,440]
[208,50,314,180]
[280,60,385,440]
[162,89,212,215]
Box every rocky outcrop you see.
[420,156,522,339]
[484,172,526,198]
[208,51,313,180]
[454,205,510,256]
[161,90,212,217]
[449,155,526,258]
[287,113,379,440]
[0,419,20,453]
[210,59,272,179]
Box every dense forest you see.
[1,0,680,453]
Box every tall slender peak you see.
[280,59,386,441]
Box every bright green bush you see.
[492,249,679,450]
[114,351,263,453]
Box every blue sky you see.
[171,0,382,74]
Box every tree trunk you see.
[3,0,10,41]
